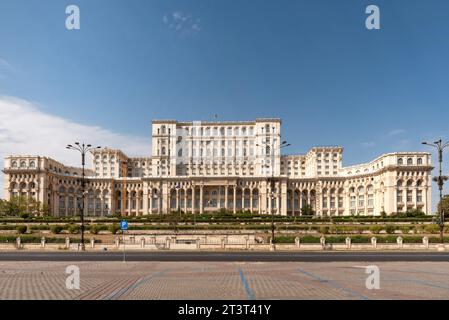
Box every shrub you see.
[19,212,30,219]
[67,224,80,234]
[108,223,120,234]
[16,225,27,234]
[90,225,99,234]
[319,226,329,234]
[272,236,295,244]
[425,224,440,234]
[385,225,396,234]
[406,209,426,218]
[300,235,321,243]
[369,225,383,234]
[50,225,63,234]
[400,226,411,234]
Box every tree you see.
[0,196,48,217]
[301,204,315,216]
[438,195,449,219]
[3,196,28,216]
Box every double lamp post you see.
[66,142,101,251]
[422,139,449,243]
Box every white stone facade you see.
[2,118,433,217]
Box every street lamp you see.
[174,184,181,234]
[66,143,101,251]
[256,136,291,243]
[422,139,449,243]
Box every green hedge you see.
[0,213,434,224]
[273,235,449,244]
[0,236,102,244]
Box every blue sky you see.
[0,0,449,205]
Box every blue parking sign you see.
[120,220,128,230]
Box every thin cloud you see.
[0,57,14,79]
[163,11,202,36]
[387,129,406,136]
[0,96,149,198]
[361,141,375,148]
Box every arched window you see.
[29,161,35,168]
[407,158,413,165]
[397,180,403,187]
[417,158,423,165]
[417,180,423,187]
[29,182,36,189]
[161,126,166,134]
[161,147,166,155]
[398,158,403,165]
[20,161,26,168]
[11,161,17,168]
[407,180,413,187]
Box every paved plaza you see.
[1,260,449,299]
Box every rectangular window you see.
[407,190,413,203]
[330,197,335,209]
[417,190,423,203]
[397,190,403,203]
[350,196,356,208]
[368,194,374,207]
[358,195,364,207]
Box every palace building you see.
[2,118,433,217]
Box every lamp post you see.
[422,139,449,243]
[257,135,291,243]
[66,143,101,251]
[174,184,181,234]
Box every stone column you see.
[217,187,221,210]
[412,188,417,210]
[250,189,253,213]
[345,191,351,216]
[162,183,169,214]
[290,191,294,216]
[143,188,149,216]
[200,185,204,214]
[233,186,237,214]
[127,192,132,216]
[136,193,140,216]
[176,189,179,212]
[225,186,228,211]
[281,181,287,216]
[192,188,195,213]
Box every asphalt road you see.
[1,251,449,262]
